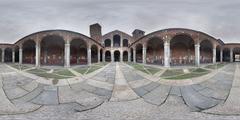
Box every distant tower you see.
[132,29,145,40]
[90,23,102,41]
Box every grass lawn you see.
[161,69,184,77]
[205,63,225,69]
[165,72,209,80]
[127,63,161,75]
[53,69,75,76]
[74,67,89,74]
[27,68,73,80]
[128,63,149,74]
[144,66,161,75]
[8,64,32,70]
[86,65,102,74]
[163,68,210,80]
[73,62,107,75]
[32,72,71,79]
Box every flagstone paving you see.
[0,62,239,119]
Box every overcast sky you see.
[0,0,239,44]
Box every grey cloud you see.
[0,0,239,43]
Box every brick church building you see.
[0,23,239,67]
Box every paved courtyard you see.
[0,62,240,120]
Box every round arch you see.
[216,46,221,62]
[223,48,230,62]
[14,46,19,63]
[4,48,12,62]
[22,40,36,64]
[123,39,128,47]
[113,35,121,47]
[105,51,111,62]
[100,49,103,62]
[170,34,195,65]
[114,50,120,62]
[123,51,128,62]
[146,37,164,65]
[233,47,240,62]
[70,39,87,65]
[104,39,111,47]
[136,44,143,63]
[91,44,98,63]
[130,48,133,62]
[200,40,213,64]
[40,35,65,65]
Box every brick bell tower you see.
[90,23,102,41]
[132,29,145,40]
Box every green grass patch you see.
[192,68,209,73]
[205,63,225,69]
[163,68,210,80]
[30,72,71,80]
[161,69,184,77]
[53,69,75,76]
[74,67,89,74]
[165,72,209,80]
[28,68,48,73]
[8,64,32,70]
[128,63,149,74]
[144,66,161,75]
[86,65,102,74]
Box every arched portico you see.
[91,45,98,63]
[233,47,240,62]
[147,37,164,65]
[114,50,120,62]
[70,39,87,65]
[4,48,12,62]
[170,34,195,66]
[105,51,111,62]
[136,44,143,63]
[22,40,36,64]
[40,35,65,65]
[123,51,128,62]
[200,40,213,64]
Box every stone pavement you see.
[110,63,139,102]
[0,62,239,119]
[121,62,235,111]
[0,63,116,115]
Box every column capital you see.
[195,43,200,46]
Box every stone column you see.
[88,45,91,65]
[35,41,41,67]
[133,48,136,63]
[19,46,23,65]
[111,39,113,47]
[128,50,131,62]
[64,40,70,67]
[12,49,15,63]
[98,48,101,63]
[212,45,216,64]
[44,48,47,64]
[1,48,5,63]
[164,41,170,67]
[111,50,114,62]
[120,50,123,62]
[195,43,200,66]
[102,50,105,62]
[230,48,233,62]
[120,35,123,47]
[220,48,223,63]
[143,44,146,64]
